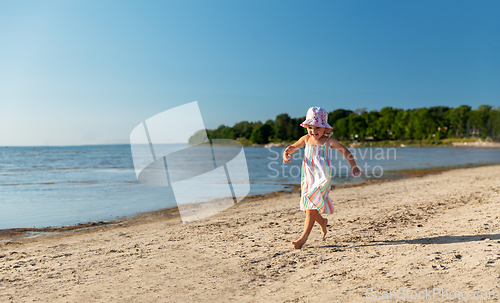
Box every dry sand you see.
[1,165,500,302]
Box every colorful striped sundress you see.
[300,141,334,214]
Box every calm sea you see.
[1,145,499,229]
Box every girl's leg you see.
[311,211,328,239]
[292,210,315,249]
[292,210,328,249]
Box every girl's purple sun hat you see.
[300,107,333,130]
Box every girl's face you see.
[306,125,326,139]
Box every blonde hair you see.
[304,124,333,138]
[325,129,333,138]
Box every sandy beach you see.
[1,165,500,302]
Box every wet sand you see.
[1,165,500,302]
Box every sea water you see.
[1,145,499,229]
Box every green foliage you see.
[328,109,352,127]
[490,110,500,140]
[445,105,471,137]
[188,129,209,145]
[332,117,349,140]
[250,124,272,144]
[274,113,291,141]
[232,121,258,139]
[188,105,500,144]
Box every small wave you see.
[1,182,55,186]
[6,166,128,172]
[1,181,101,186]
[68,181,99,184]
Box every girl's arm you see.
[328,138,363,176]
[283,135,309,163]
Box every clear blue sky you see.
[1,0,499,146]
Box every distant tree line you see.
[189,105,500,145]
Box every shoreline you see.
[259,139,500,148]
[2,162,498,242]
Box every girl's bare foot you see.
[321,218,328,239]
[292,236,307,249]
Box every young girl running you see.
[283,107,363,249]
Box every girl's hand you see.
[351,166,363,177]
[283,146,292,163]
